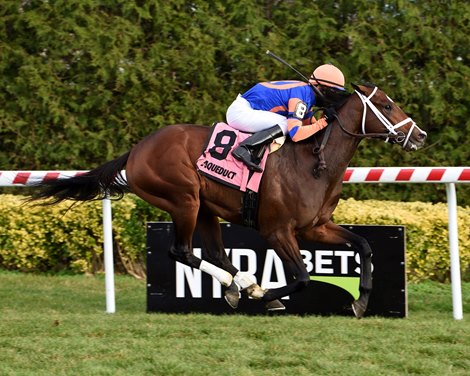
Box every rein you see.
[312,118,333,178]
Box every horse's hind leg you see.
[196,210,238,276]
[144,198,234,289]
[197,209,285,311]
[130,181,236,300]
[196,210,267,308]
[170,211,235,288]
[196,210,240,308]
[259,228,312,302]
[301,221,372,318]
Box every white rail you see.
[0,170,115,313]
[343,166,469,320]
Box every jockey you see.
[226,63,345,172]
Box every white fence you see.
[0,167,469,319]
[0,170,116,313]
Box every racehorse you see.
[30,83,427,318]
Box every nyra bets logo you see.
[175,248,372,300]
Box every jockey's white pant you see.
[226,94,288,134]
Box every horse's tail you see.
[29,152,131,205]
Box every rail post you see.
[446,183,463,320]
[102,196,116,314]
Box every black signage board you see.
[147,222,407,317]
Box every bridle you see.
[311,86,417,177]
[334,86,418,149]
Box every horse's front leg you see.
[259,229,312,302]
[301,220,373,318]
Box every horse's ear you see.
[351,82,376,95]
[351,83,365,94]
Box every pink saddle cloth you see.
[196,122,268,193]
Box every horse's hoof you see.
[352,300,367,319]
[224,292,239,309]
[246,283,265,299]
[265,299,285,311]
[224,281,240,309]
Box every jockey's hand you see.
[315,118,328,129]
[323,107,336,123]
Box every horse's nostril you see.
[418,132,427,141]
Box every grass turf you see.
[0,270,468,376]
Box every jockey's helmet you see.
[310,64,345,89]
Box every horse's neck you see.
[278,95,363,183]
[323,95,364,169]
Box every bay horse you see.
[30,83,427,318]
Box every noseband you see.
[335,87,417,149]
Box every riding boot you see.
[232,125,284,172]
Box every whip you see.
[265,50,324,99]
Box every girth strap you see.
[241,188,259,229]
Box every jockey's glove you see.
[323,107,337,123]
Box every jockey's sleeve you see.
[287,97,326,142]
[288,118,328,142]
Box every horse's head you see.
[350,84,427,151]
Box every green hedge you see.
[333,199,470,282]
[0,194,468,282]
[0,194,169,278]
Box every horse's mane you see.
[316,85,352,110]
[316,81,379,110]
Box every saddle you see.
[197,122,284,228]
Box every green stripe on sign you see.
[310,276,360,300]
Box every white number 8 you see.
[294,101,307,119]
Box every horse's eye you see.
[384,104,392,111]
